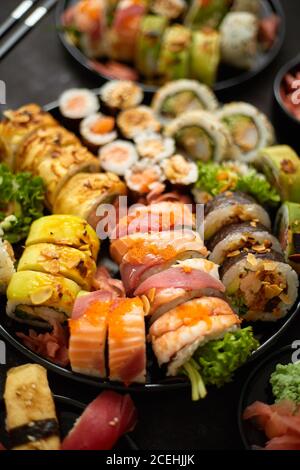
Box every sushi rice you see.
[80,113,117,147]
[98,140,138,176]
[59,89,99,119]
[99,80,144,111]
[134,131,175,162]
[161,154,198,185]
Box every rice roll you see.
[259,146,300,203]
[99,80,143,113]
[161,154,198,185]
[18,243,96,291]
[53,172,126,230]
[276,202,300,274]
[6,271,81,327]
[217,102,275,163]
[125,160,165,194]
[4,364,60,450]
[134,132,175,162]
[204,192,271,240]
[164,110,233,162]
[190,30,221,87]
[80,113,117,148]
[221,251,299,322]
[151,79,218,124]
[151,0,186,19]
[220,12,258,69]
[185,0,230,29]
[26,215,100,261]
[117,106,161,139]
[158,25,191,82]
[0,104,57,169]
[0,238,15,294]
[208,222,283,265]
[98,140,138,175]
[231,0,260,15]
[135,15,168,80]
[59,89,99,120]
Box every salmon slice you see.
[108,298,146,385]
[69,301,109,378]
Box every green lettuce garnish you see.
[0,164,45,243]
[181,327,259,401]
[270,362,300,405]
[195,162,280,206]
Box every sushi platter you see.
[57,0,285,92]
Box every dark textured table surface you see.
[0,0,299,451]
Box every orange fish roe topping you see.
[108,297,144,342]
[182,266,193,273]
[127,242,177,263]
[91,116,115,134]
[174,302,212,328]
[69,299,111,333]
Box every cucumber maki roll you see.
[276,202,300,274]
[220,12,258,69]
[164,110,233,162]
[259,146,300,203]
[190,30,221,87]
[185,0,231,29]
[217,102,275,163]
[158,25,191,82]
[135,15,168,80]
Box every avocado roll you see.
[4,364,60,450]
[152,79,218,125]
[231,0,260,15]
[208,222,283,265]
[217,102,275,163]
[26,215,100,261]
[18,243,96,291]
[220,12,258,69]
[99,80,144,113]
[190,30,220,87]
[117,106,161,139]
[204,192,271,240]
[164,110,233,162]
[158,25,191,82]
[185,0,230,29]
[6,271,81,327]
[259,146,300,203]
[276,202,300,274]
[0,104,57,170]
[0,238,15,294]
[135,15,168,80]
[221,251,299,322]
[151,0,186,19]
[53,173,127,230]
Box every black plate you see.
[56,0,285,94]
[238,345,296,449]
[1,97,299,392]
[0,394,138,449]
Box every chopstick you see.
[0,0,58,61]
[0,1,40,40]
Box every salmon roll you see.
[204,192,271,240]
[98,140,138,176]
[99,80,143,113]
[53,172,126,230]
[0,104,57,169]
[80,114,117,149]
[69,301,108,378]
[117,106,161,139]
[108,298,146,384]
[125,161,165,194]
[221,251,299,322]
[59,89,99,120]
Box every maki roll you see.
[17,243,96,291]
[259,146,300,203]
[124,160,165,194]
[134,132,175,162]
[221,251,299,322]
[151,0,186,19]
[190,30,220,87]
[6,271,81,327]
[204,192,271,240]
[59,89,99,120]
[151,79,218,124]
[135,15,168,80]
[79,113,117,148]
[231,0,260,15]
[217,102,275,163]
[26,215,100,261]
[161,154,198,185]
[53,174,126,232]
[208,222,283,265]
[0,238,15,294]
[117,106,161,138]
[157,25,191,82]
[0,104,57,169]
[4,364,60,450]
[185,0,230,29]
[164,110,233,162]
[276,202,300,274]
[98,140,138,175]
[99,80,143,113]
[220,12,258,69]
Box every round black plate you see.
[56,0,285,94]
[238,345,296,449]
[0,394,138,449]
